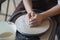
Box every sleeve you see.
[0,0,6,4]
[58,0,60,5]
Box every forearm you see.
[40,5,60,18]
[23,0,33,13]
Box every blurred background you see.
[1,0,21,21]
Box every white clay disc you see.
[15,15,50,34]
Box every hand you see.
[29,13,47,27]
[26,11,36,21]
[27,11,36,19]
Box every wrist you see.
[27,10,34,14]
[39,12,48,19]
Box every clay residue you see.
[0,32,13,38]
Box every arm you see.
[23,0,33,13]
[30,5,60,27]
[39,5,60,18]
[23,0,60,18]
[23,0,60,27]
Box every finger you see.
[30,22,41,27]
[29,16,37,22]
[31,12,36,17]
[29,18,36,22]
[27,13,31,19]
[30,20,41,24]
[30,20,37,24]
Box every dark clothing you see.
[14,0,57,12]
[16,31,40,40]
[32,0,57,11]
[0,0,6,4]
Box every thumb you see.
[27,13,31,19]
[31,12,35,17]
